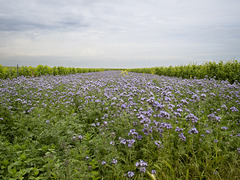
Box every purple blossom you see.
[160,123,173,129]
[188,127,199,134]
[127,139,136,147]
[176,108,183,113]
[158,111,170,119]
[101,161,106,165]
[137,135,143,140]
[186,113,199,123]
[180,99,188,105]
[120,139,127,145]
[128,129,139,137]
[206,130,211,134]
[201,93,206,99]
[128,171,135,177]
[139,167,146,173]
[122,104,127,109]
[221,126,228,130]
[136,160,148,167]
[110,141,115,145]
[175,127,183,132]
[230,107,238,112]
[179,133,186,141]
[112,159,118,164]
[207,113,221,122]
[151,169,157,174]
[155,140,164,148]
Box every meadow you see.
[0,69,240,179]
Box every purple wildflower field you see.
[0,71,240,179]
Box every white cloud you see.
[0,0,239,67]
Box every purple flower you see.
[201,93,206,99]
[142,128,149,135]
[155,141,164,148]
[221,126,228,130]
[151,169,157,174]
[175,127,183,132]
[101,161,106,165]
[207,113,221,122]
[136,160,148,167]
[112,159,118,164]
[179,133,186,141]
[230,107,238,112]
[128,171,135,177]
[186,113,199,123]
[214,139,218,143]
[176,108,183,113]
[127,139,136,148]
[46,120,50,124]
[139,167,146,173]
[160,123,172,129]
[188,127,198,134]
[120,139,127,145]
[122,104,127,109]
[180,99,188,105]
[206,130,211,134]
[78,135,83,140]
[110,141,115,145]
[237,148,240,153]
[158,111,170,119]
[137,135,143,140]
[128,129,139,137]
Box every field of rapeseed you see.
[0,71,239,179]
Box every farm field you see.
[0,70,240,179]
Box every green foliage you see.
[129,60,240,84]
[0,65,105,79]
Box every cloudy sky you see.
[0,0,240,68]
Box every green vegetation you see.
[1,60,240,84]
[128,60,240,84]
[0,71,239,179]
[0,65,105,79]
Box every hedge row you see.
[128,60,240,84]
[1,60,239,83]
[0,65,105,79]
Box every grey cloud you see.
[0,0,240,68]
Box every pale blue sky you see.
[0,0,239,68]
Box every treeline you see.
[0,65,105,79]
[1,60,240,83]
[128,60,240,84]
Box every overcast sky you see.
[0,0,240,68]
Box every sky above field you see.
[0,0,240,68]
